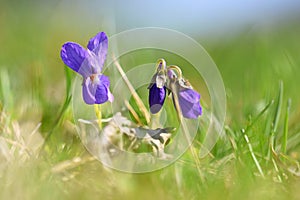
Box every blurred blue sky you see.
[2,0,300,40]
[53,0,300,38]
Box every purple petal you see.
[82,77,96,104]
[94,82,109,104]
[87,32,108,68]
[82,75,112,104]
[95,75,112,104]
[98,74,110,88]
[178,89,202,119]
[100,75,114,102]
[149,83,166,114]
[77,51,104,78]
[61,42,88,73]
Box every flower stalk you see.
[94,104,102,130]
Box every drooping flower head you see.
[148,59,167,114]
[148,59,202,119]
[167,66,202,119]
[60,32,113,104]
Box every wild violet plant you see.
[60,31,113,129]
[60,33,201,157]
[148,59,202,119]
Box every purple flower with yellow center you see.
[60,32,113,104]
[148,59,167,114]
[167,67,202,119]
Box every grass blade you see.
[243,133,265,178]
[113,56,150,124]
[42,67,73,145]
[245,100,274,133]
[271,81,283,136]
[281,98,291,154]
[0,69,14,113]
[269,81,283,159]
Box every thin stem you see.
[170,80,206,184]
[272,157,282,182]
[167,65,183,79]
[155,58,166,71]
[244,133,265,178]
[113,55,151,124]
[94,104,102,130]
[150,111,162,129]
[124,100,143,126]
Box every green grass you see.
[1,5,300,199]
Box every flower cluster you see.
[148,59,202,119]
[60,32,113,105]
[60,32,201,120]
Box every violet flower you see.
[60,32,113,104]
[148,59,167,114]
[167,68,202,119]
[177,86,202,119]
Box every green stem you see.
[94,104,102,130]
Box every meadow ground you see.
[1,4,300,200]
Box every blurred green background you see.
[1,1,300,199]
